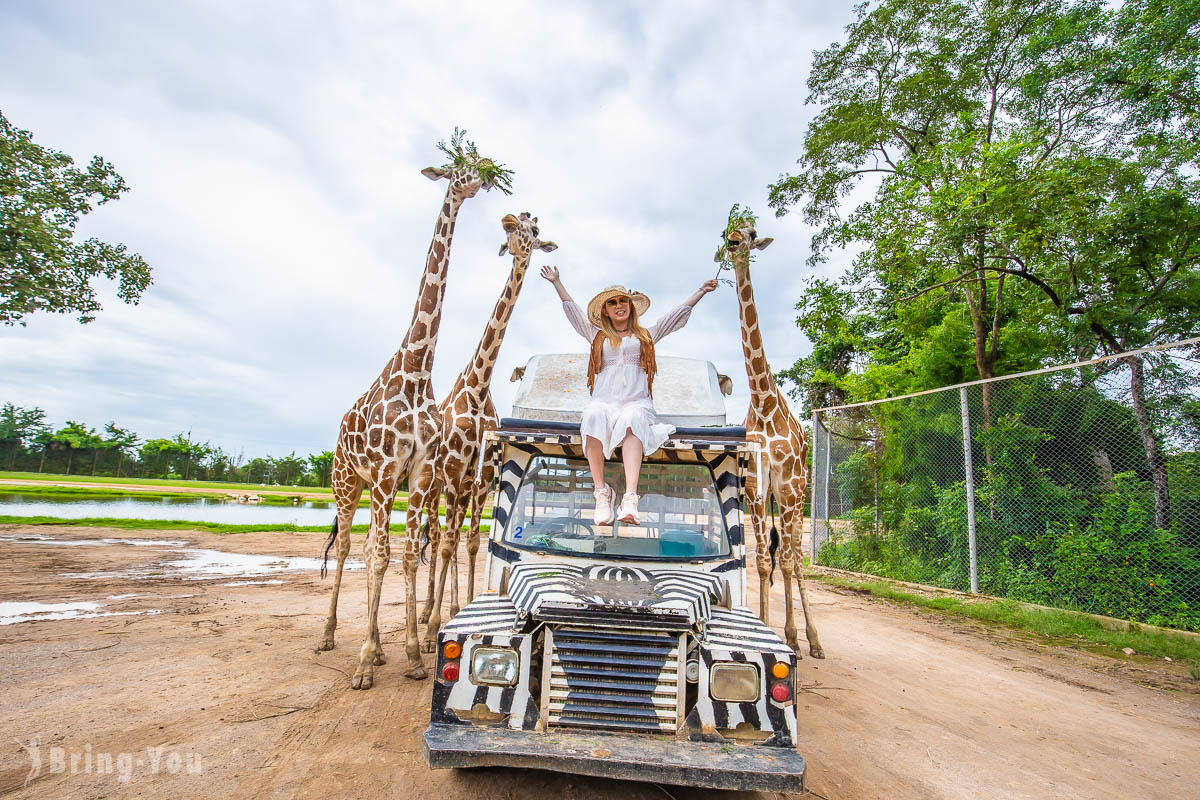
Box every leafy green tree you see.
[308,451,334,488]
[272,452,306,486]
[103,422,139,477]
[0,110,152,325]
[0,402,49,469]
[51,420,105,474]
[769,0,1120,430]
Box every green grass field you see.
[0,515,490,535]
[0,471,337,494]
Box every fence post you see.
[822,415,832,563]
[809,410,818,561]
[959,387,979,593]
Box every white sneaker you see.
[617,492,641,525]
[593,485,615,525]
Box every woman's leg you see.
[585,435,607,490]
[620,429,643,495]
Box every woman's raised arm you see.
[543,265,598,341]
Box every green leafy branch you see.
[436,127,515,195]
[713,203,760,284]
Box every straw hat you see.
[586,285,651,327]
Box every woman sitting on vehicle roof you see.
[541,265,718,526]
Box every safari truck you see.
[422,354,806,793]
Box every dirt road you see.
[0,525,1196,799]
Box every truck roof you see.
[510,353,730,427]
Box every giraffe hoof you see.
[314,636,335,653]
[405,663,428,681]
[373,650,387,666]
[350,669,374,690]
[810,646,825,660]
[417,611,432,625]
[421,638,436,654]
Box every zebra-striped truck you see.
[422,411,807,792]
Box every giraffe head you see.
[421,127,515,202]
[498,212,557,260]
[714,204,773,271]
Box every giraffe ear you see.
[422,166,449,181]
[752,237,774,251]
[536,240,558,253]
[498,242,509,256]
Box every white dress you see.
[562,300,693,458]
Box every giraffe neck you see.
[460,253,531,395]
[392,189,464,381]
[733,258,779,408]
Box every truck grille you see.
[546,626,683,734]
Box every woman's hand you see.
[684,278,720,308]
[542,265,572,302]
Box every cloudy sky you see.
[1,1,857,460]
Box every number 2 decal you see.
[513,525,524,539]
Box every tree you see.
[770,0,1200,524]
[769,0,1120,433]
[0,402,49,470]
[0,110,152,325]
[103,422,139,477]
[51,420,104,475]
[308,451,334,488]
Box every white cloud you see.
[0,0,858,456]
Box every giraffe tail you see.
[767,498,780,586]
[320,517,338,579]
[418,516,431,565]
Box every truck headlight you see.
[709,663,760,702]
[471,647,519,686]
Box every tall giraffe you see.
[717,215,824,658]
[418,212,556,649]
[316,133,513,689]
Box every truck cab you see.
[423,355,806,793]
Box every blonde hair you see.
[588,300,658,396]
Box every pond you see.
[0,493,460,528]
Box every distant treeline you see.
[0,403,333,486]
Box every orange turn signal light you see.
[443,641,462,659]
[771,662,790,680]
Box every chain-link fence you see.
[810,339,1200,632]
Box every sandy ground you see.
[0,525,1197,800]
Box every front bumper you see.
[423,723,805,793]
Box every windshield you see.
[504,456,731,561]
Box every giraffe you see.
[315,133,513,689]
[716,215,824,659]
[418,212,557,649]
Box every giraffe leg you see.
[418,487,440,625]
[746,497,771,626]
[316,452,361,653]
[465,469,489,603]
[425,488,466,652]
[791,507,825,659]
[400,462,434,679]
[352,484,396,690]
